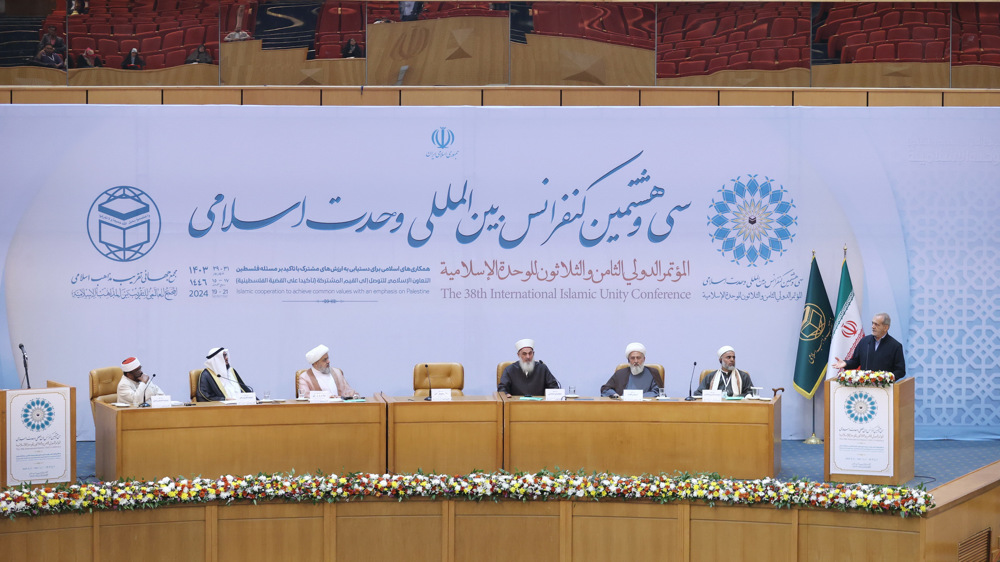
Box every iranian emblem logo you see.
[21,398,55,431]
[87,186,161,262]
[845,391,877,424]
[431,126,455,149]
[707,175,797,266]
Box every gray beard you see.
[319,366,331,375]
[721,364,735,372]
[629,364,644,376]
[519,360,535,375]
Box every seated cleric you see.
[298,344,359,399]
[197,347,253,401]
[498,338,560,397]
[117,356,164,406]
[601,342,661,398]
[694,345,755,397]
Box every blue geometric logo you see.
[87,186,161,262]
[707,175,797,266]
[431,126,455,149]
[845,391,877,424]
[21,398,55,431]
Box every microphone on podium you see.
[423,364,433,401]
[139,374,157,408]
[685,361,698,401]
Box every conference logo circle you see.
[86,186,161,262]
[841,320,859,338]
[707,174,797,266]
[799,304,829,341]
[845,391,877,424]
[21,398,55,431]
[431,126,455,149]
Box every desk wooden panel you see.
[504,396,780,479]
[95,399,386,481]
[383,394,503,474]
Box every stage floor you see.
[74,439,1000,489]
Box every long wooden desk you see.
[504,394,781,479]
[382,394,503,474]
[94,398,386,481]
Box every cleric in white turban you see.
[116,356,165,407]
[601,342,662,398]
[298,344,359,399]
[693,345,755,398]
[196,347,254,401]
[497,338,561,396]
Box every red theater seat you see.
[145,53,165,69]
[924,40,946,61]
[677,59,706,76]
[874,42,896,61]
[854,45,875,63]
[897,41,923,61]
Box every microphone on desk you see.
[423,364,432,401]
[18,343,31,389]
[139,373,156,408]
[685,361,698,401]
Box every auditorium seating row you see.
[529,3,656,51]
[842,39,949,63]
[953,2,1000,66]
[658,46,808,77]
[657,1,809,36]
[314,2,365,59]
[825,21,948,59]
[365,1,507,24]
[816,5,950,43]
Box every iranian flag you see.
[828,259,864,378]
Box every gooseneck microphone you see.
[139,373,157,408]
[423,364,433,401]
[18,343,31,389]
[685,361,698,401]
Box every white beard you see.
[629,364,644,376]
[319,366,332,375]
[519,360,535,375]
[721,363,735,372]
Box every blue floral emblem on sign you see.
[21,398,55,432]
[87,186,161,262]
[845,391,877,424]
[707,175,796,266]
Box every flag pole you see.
[804,245,847,445]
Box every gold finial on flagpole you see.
[812,249,815,258]
[843,244,847,259]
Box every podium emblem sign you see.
[6,387,72,485]
[829,381,893,477]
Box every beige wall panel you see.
[0,67,67,86]
[562,87,640,106]
[1,89,10,103]
[812,62,949,89]
[455,501,560,561]
[367,17,508,86]
[219,40,363,86]
[794,90,867,106]
[719,89,793,106]
[163,88,243,105]
[483,87,561,106]
[238,88,322,106]
[218,517,322,561]
[87,89,162,104]
[641,88,718,106]
[68,65,220,87]
[868,90,943,106]
[401,88,482,106]
[0,526,92,561]
[102,521,205,561]
[799,523,919,561]
[11,88,86,104]
[951,66,1000,89]
[322,87,401,106]
[943,90,1000,107]
[337,501,444,561]
[656,68,808,88]
[572,502,683,562]
[510,35,654,86]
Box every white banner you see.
[6,387,72,485]
[829,381,893,477]
[1,105,996,441]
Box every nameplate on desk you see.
[309,391,332,403]
[622,389,643,402]
[702,390,723,402]
[544,388,565,401]
[430,389,452,401]
[150,395,172,408]
[236,392,257,405]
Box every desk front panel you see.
[505,397,780,478]
[98,400,386,480]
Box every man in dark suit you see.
[833,312,906,380]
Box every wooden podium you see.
[0,381,77,488]
[824,377,914,485]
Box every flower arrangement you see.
[838,370,896,388]
[0,471,932,520]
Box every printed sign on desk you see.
[6,388,72,485]
[829,381,893,476]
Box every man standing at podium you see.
[694,345,754,397]
[299,344,359,399]
[600,342,660,398]
[197,347,253,401]
[498,339,561,397]
[832,313,906,380]
[117,356,164,406]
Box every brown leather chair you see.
[294,368,308,398]
[496,361,514,385]
[614,363,665,388]
[189,369,203,402]
[89,366,123,420]
[413,363,464,398]
[699,369,715,384]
